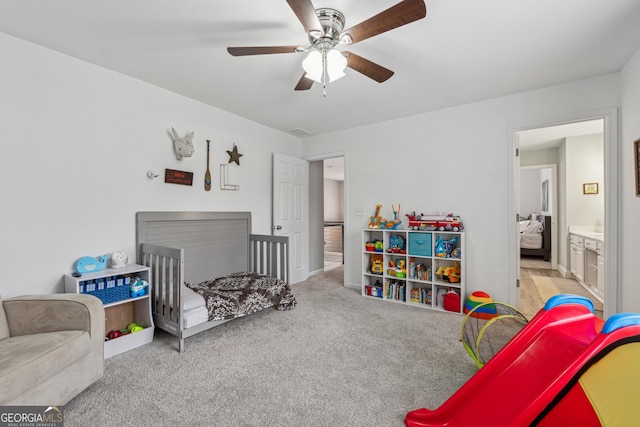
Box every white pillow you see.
[181,284,206,312]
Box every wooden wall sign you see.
[165,169,193,186]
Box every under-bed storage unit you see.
[136,211,291,352]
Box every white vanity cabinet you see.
[569,231,604,302]
[597,254,605,297]
[569,234,584,283]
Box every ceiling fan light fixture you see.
[326,48,347,82]
[302,50,323,83]
[302,48,347,84]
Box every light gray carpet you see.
[64,267,477,426]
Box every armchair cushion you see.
[0,293,104,405]
[0,330,90,403]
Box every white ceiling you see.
[1,0,640,138]
[519,119,604,151]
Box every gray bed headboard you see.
[136,211,252,284]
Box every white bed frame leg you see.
[179,338,185,353]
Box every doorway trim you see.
[507,108,619,317]
[305,150,349,287]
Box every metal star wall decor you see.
[227,144,243,165]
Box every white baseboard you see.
[557,264,569,278]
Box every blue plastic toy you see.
[130,277,149,297]
[435,236,459,258]
[74,255,109,274]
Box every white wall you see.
[324,179,344,222]
[565,134,604,228]
[519,168,552,219]
[0,33,300,298]
[521,147,559,168]
[520,169,542,219]
[620,46,640,312]
[302,74,620,304]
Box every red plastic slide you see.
[405,295,640,427]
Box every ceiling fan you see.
[227,0,427,94]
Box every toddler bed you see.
[136,211,295,352]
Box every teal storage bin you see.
[409,233,432,256]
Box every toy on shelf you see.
[370,254,383,275]
[388,234,406,254]
[435,262,461,283]
[126,322,144,333]
[410,287,432,304]
[74,254,109,275]
[443,288,461,312]
[383,204,403,229]
[387,258,406,278]
[129,277,149,297]
[406,212,464,231]
[435,236,460,258]
[410,259,432,281]
[106,322,144,341]
[110,251,128,268]
[368,204,383,229]
[365,280,383,297]
[365,239,383,252]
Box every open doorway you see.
[516,119,604,319]
[308,155,346,277]
[323,157,344,271]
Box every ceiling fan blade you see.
[294,74,314,91]
[227,46,300,56]
[344,51,394,83]
[286,0,324,36]
[340,0,426,45]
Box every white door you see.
[273,153,309,284]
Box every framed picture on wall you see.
[635,138,640,197]
[583,183,598,195]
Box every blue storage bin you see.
[409,233,432,256]
[83,284,131,304]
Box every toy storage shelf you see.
[362,229,465,314]
[64,264,154,358]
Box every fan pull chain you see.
[322,49,328,97]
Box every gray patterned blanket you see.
[185,272,296,321]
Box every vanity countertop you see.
[569,227,604,242]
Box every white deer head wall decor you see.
[170,127,195,161]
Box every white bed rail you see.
[249,234,289,283]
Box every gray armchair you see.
[0,293,105,405]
